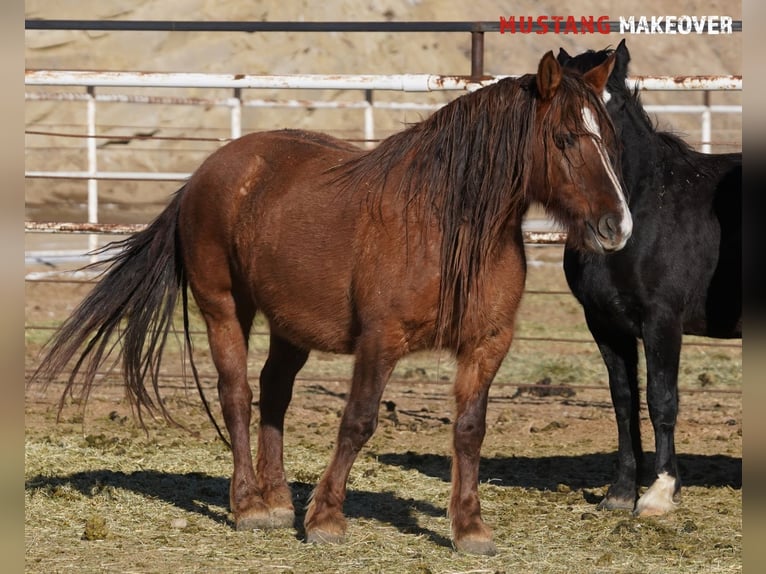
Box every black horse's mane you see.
[333,70,615,342]
[623,82,718,176]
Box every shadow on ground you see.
[25,450,740,549]
[24,470,453,548]
[375,450,742,491]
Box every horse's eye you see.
[554,133,576,150]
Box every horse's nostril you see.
[598,214,618,240]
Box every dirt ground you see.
[24,371,742,573]
[24,246,742,573]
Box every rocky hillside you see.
[25,0,742,75]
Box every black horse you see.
[557,39,741,516]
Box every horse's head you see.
[557,39,632,121]
[530,51,632,253]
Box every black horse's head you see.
[556,40,655,152]
[557,39,632,115]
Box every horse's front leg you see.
[635,312,682,517]
[304,335,399,544]
[585,312,643,512]
[450,332,513,556]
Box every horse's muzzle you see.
[586,212,632,253]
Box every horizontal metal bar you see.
[24,19,743,34]
[25,91,742,114]
[24,222,147,234]
[643,104,742,113]
[25,70,742,92]
[25,70,478,92]
[25,170,190,181]
[25,90,240,106]
[24,20,503,33]
[23,221,569,243]
[627,76,741,91]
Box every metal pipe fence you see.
[24,71,741,260]
[24,19,742,402]
[25,70,742,235]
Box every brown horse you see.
[31,51,629,555]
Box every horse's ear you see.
[557,48,572,66]
[582,51,616,95]
[537,51,562,101]
[615,38,630,60]
[613,38,631,80]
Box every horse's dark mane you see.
[623,83,716,174]
[567,47,718,177]
[332,72,615,342]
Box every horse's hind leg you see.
[255,334,309,528]
[190,273,268,530]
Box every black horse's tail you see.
[30,187,227,444]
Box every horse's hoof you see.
[453,536,497,556]
[597,496,635,512]
[236,512,273,531]
[633,496,679,517]
[235,507,295,530]
[633,472,679,517]
[306,528,346,545]
[270,507,295,529]
[304,501,347,544]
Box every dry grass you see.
[24,247,741,573]
[23,386,742,573]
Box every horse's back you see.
[180,128,364,250]
[176,129,447,354]
[678,151,740,336]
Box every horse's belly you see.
[245,234,357,354]
[265,304,356,355]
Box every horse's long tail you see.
[30,187,227,444]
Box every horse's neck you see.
[617,115,660,195]
[617,101,696,198]
[618,106,740,210]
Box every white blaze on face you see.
[581,106,632,244]
[602,88,612,105]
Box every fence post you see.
[231,87,242,140]
[701,90,712,153]
[364,89,374,148]
[86,85,98,256]
[470,30,484,80]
